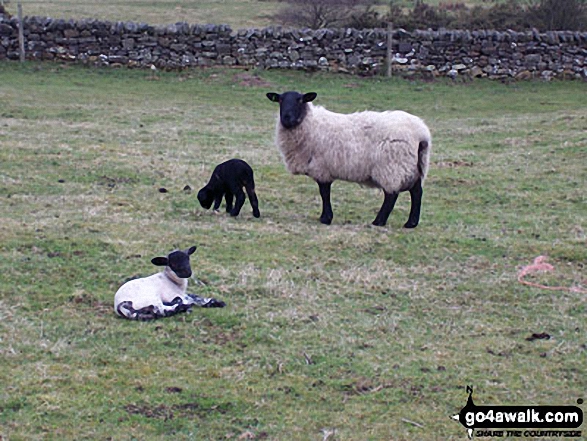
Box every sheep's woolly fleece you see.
[517,255,587,293]
[275,103,431,193]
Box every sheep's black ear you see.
[151,257,168,266]
[303,92,317,103]
[266,92,280,103]
[187,246,197,255]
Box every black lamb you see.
[197,159,260,218]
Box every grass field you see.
[11,0,481,29]
[13,0,281,29]
[0,62,586,440]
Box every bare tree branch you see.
[275,0,375,29]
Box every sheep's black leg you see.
[162,297,192,317]
[224,192,234,213]
[372,191,399,226]
[404,178,422,229]
[213,193,223,211]
[187,293,226,308]
[244,183,260,218]
[117,301,159,320]
[318,181,333,225]
[229,186,246,217]
[136,307,159,321]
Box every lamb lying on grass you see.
[266,91,432,227]
[198,159,260,218]
[114,246,225,320]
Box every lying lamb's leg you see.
[372,191,399,226]
[186,293,226,308]
[117,301,159,320]
[136,305,160,321]
[162,297,193,317]
[317,181,333,225]
[404,179,422,229]
[244,183,260,218]
[224,192,234,213]
[116,301,135,318]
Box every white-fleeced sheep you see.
[114,246,225,320]
[266,91,432,227]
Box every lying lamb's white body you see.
[114,267,192,319]
[114,246,225,320]
[275,103,431,193]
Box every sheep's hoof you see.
[253,210,260,218]
[320,216,332,225]
[403,221,419,229]
[372,220,387,227]
[203,299,226,308]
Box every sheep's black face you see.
[152,246,197,279]
[167,251,193,278]
[267,91,317,130]
[197,188,213,209]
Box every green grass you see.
[15,0,281,29]
[13,0,491,29]
[0,62,586,440]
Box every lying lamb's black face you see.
[267,91,317,129]
[197,188,213,209]
[152,246,197,279]
[167,251,192,278]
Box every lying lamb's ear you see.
[151,256,169,266]
[187,246,197,255]
[266,92,280,103]
[303,92,317,103]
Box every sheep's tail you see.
[417,139,431,182]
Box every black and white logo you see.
[452,386,583,439]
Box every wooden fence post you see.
[18,2,25,62]
[386,22,393,78]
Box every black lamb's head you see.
[266,91,317,129]
[197,187,213,209]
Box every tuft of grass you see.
[0,62,586,440]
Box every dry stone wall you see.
[1,15,586,80]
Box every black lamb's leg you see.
[245,183,260,218]
[372,191,399,226]
[229,184,246,217]
[404,178,423,229]
[318,181,333,225]
[224,192,233,213]
[213,193,223,211]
